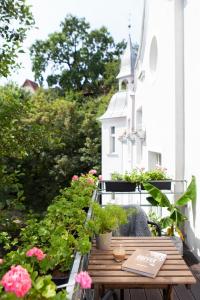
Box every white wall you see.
[101,117,127,179]
[135,0,175,178]
[184,0,200,258]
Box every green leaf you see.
[176,176,196,206]
[146,196,159,206]
[143,182,171,208]
[42,282,56,298]
[169,208,186,225]
[34,277,45,290]
[160,217,172,228]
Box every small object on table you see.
[113,244,126,262]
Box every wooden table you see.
[87,237,196,300]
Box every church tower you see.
[99,34,137,182]
[117,34,136,92]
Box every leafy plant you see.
[111,166,169,184]
[141,166,169,182]
[0,0,34,77]
[148,210,162,236]
[30,14,125,94]
[111,172,123,181]
[111,170,139,183]
[144,176,196,239]
[87,203,127,235]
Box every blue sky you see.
[3,0,144,86]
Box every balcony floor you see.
[106,244,200,300]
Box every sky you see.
[3,0,144,86]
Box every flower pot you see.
[105,180,136,192]
[140,180,171,190]
[51,269,70,286]
[96,232,112,250]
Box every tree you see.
[0,0,34,77]
[30,15,125,95]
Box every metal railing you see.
[98,179,187,206]
[59,189,98,299]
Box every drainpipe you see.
[174,0,185,195]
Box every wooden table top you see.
[87,237,196,287]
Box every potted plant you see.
[139,166,172,190]
[104,171,138,192]
[143,176,196,254]
[87,203,128,250]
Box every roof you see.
[99,91,128,120]
[116,35,137,80]
[22,79,39,91]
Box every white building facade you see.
[101,0,200,258]
[100,36,138,179]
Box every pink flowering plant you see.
[0,263,68,299]
[139,165,170,182]
[1,265,32,298]
[72,175,79,181]
[26,247,46,261]
[75,271,92,289]
[0,170,99,299]
[88,169,97,175]
[74,271,92,300]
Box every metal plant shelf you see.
[98,179,187,207]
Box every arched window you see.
[110,126,116,153]
[121,80,128,90]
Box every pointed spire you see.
[116,34,136,80]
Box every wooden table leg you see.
[120,289,124,300]
[163,286,173,300]
[94,284,100,300]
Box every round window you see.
[149,36,158,73]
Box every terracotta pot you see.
[96,232,112,250]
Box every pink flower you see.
[1,265,32,297]
[0,258,3,264]
[72,175,79,181]
[87,178,94,185]
[75,271,92,289]
[26,247,46,261]
[98,175,102,181]
[155,164,162,170]
[89,169,97,175]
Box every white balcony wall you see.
[184,0,200,258]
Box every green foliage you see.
[30,14,125,94]
[144,176,196,238]
[0,84,44,158]
[8,173,97,274]
[111,166,170,184]
[111,172,124,181]
[140,166,169,182]
[0,166,25,211]
[88,203,127,235]
[0,173,96,298]
[0,0,34,77]
[0,84,104,211]
[148,210,162,236]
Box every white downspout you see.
[174,0,185,194]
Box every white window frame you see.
[110,126,116,153]
[148,151,162,170]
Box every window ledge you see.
[107,153,118,157]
